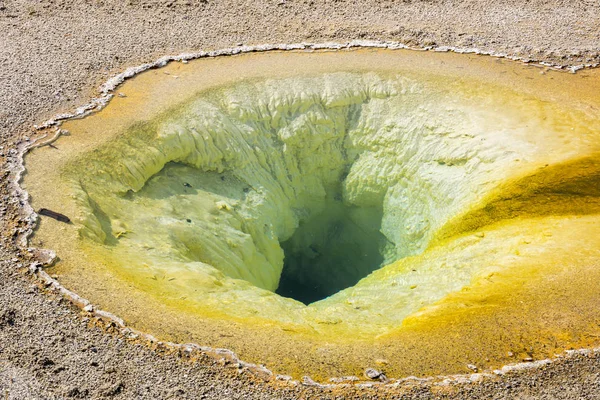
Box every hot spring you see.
[23,48,600,380]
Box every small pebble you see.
[365,367,383,380]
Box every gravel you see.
[1,0,600,398]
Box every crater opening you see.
[23,48,600,380]
[123,155,392,306]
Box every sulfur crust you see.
[23,49,600,378]
[55,71,600,337]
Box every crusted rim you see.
[6,40,600,387]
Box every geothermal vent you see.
[24,48,600,380]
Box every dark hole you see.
[275,196,390,304]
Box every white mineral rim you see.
[8,41,600,386]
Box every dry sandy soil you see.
[1,0,600,398]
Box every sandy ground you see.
[1,0,600,398]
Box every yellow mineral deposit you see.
[23,48,600,380]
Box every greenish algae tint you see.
[24,48,600,381]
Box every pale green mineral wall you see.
[62,71,594,334]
